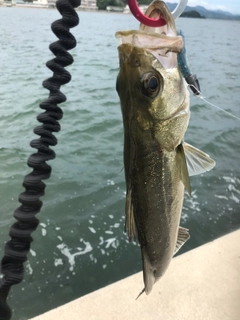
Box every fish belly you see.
[132,148,184,274]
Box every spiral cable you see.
[0,1,81,319]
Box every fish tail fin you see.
[142,248,155,295]
[135,287,145,300]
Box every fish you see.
[116,0,215,296]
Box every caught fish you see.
[116,0,215,296]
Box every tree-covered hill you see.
[180,10,205,18]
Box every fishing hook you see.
[127,0,188,27]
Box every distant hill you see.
[180,10,205,19]
[166,2,240,20]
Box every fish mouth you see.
[140,0,177,36]
[116,1,183,69]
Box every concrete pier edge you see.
[31,230,240,320]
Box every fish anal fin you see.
[174,226,190,255]
[183,142,216,176]
[177,144,191,196]
[125,188,138,241]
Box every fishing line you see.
[188,84,240,121]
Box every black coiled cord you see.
[0,1,81,319]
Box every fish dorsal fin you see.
[177,144,191,196]
[125,187,138,241]
[183,142,216,176]
[174,226,190,255]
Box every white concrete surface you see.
[31,230,240,320]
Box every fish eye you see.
[141,73,160,98]
[148,76,158,92]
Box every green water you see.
[0,7,240,320]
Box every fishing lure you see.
[177,30,201,95]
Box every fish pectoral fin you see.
[183,142,216,176]
[125,188,138,242]
[177,144,191,196]
[174,226,190,255]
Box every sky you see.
[167,0,240,14]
